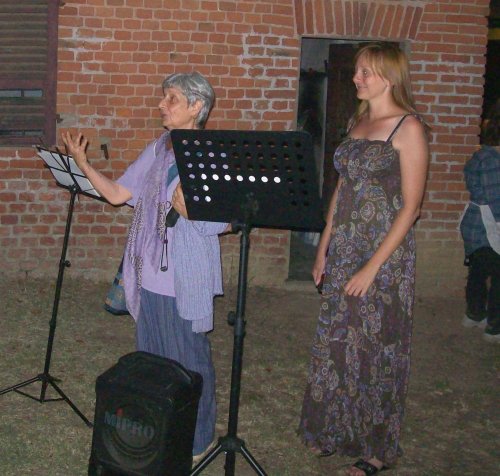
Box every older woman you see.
[62,72,228,461]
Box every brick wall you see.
[0,0,491,296]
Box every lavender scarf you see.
[123,133,176,319]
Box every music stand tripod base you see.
[0,147,98,428]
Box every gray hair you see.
[162,72,215,128]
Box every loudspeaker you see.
[88,351,202,476]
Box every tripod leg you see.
[0,376,42,396]
[47,377,93,427]
[224,451,236,476]
[240,444,268,476]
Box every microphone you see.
[165,208,180,228]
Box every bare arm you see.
[312,177,343,286]
[344,116,429,297]
[61,131,132,206]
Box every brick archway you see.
[293,0,426,39]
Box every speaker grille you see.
[100,397,168,470]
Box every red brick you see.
[0,0,490,292]
[333,1,344,36]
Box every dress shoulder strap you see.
[386,113,412,142]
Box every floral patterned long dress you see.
[298,120,416,466]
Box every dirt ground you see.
[0,275,498,476]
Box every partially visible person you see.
[298,42,429,475]
[62,71,229,463]
[460,98,500,343]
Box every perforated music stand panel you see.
[170,129,324,231]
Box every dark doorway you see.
[482,1,500,121]
[322,43,359,211]
[288,39,361,282]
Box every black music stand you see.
[170,129,324,476]
[0,146,100,427]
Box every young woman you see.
[298,43,430,475]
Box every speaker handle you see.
[167,358,197,385]
[122,351,198,385]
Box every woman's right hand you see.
[61,131,90,173]
[312,251,326,286]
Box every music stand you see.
[0,146,100,427]
[170,129,324,476]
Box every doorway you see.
[288,38,361,281]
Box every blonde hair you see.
[349,42,429,131]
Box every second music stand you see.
[171,129,324,476]
[0,146,101,427]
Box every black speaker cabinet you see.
[88,351,203,476]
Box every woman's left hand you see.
[172,182,188,218]
[344,263,380,297]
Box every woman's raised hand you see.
[61,131,89,173]
[60,130,132,206]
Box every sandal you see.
[192,440,217,467]
[309,446,334,457]
[350,459,388,475]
